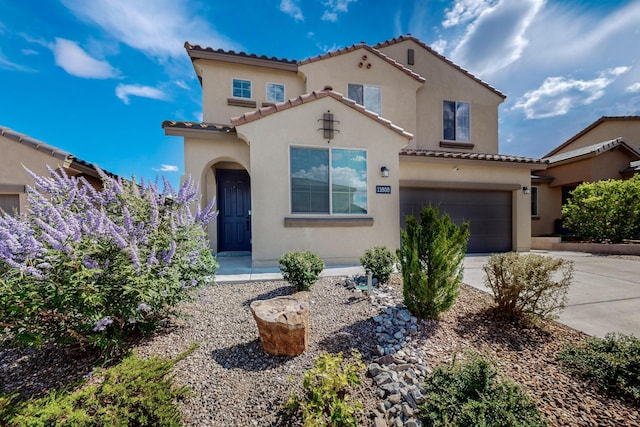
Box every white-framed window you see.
[347,83,381,115]
[232,79,251,99]
[266,83,285,103]
[531,186,539,216]
[0,194,20,216]
[290,147,367,214]
[443,100,470,142]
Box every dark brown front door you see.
[217,169,251,252]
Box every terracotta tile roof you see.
[374,35,506,99]
[230,90,414,140]
[299,43,425,83]
[0,125,116,179]
[161,120,235,133]
[544,137,640,164]
[184,42,298,70]
[400,148,545,164]
[545,116,640,157]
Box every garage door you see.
[399,188,512,253]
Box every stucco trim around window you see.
[439,141,474,149]
[227,98,257,108]
[284,217,374,227]
[0,184,26,192]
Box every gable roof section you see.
[184,42,298,71]
[374,35,506,99]
[401,148,545,165]
[231,89,414,140]
[544,137,640,165]
[298,43,425,83]
[546,116,640,157]
[0,126,115,179]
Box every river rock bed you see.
[2,274,639,426]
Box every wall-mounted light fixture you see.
[522,186,531,194]
[317,110,340,143]
[380,166,389,178]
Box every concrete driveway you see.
[462,251,640,337]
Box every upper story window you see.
[531,186,539,217]
[232,79,251,99]
[348,84,381,115]
[290,147,367,215]
[266,83,285,103]
[443,101,470,142]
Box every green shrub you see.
[396,206,470,319]
[483,253,573,321]
[286,350,364,427]
[3,344,197,426]
[0,167,217,354]
[420,354,547,427]
[562,175,640,243]
[359,246,395,284]
[558,333,640,401]
[279,251,325,291]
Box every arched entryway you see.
[216,168,251,252]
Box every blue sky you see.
[1,0,639,187]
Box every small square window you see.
[266,83,285,103]
[233,79,251,99]
[347,83,381,115]
[0,194,20,216]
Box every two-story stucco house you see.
[163,35,544,267]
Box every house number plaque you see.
[376,185,391,194]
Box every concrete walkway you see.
[215,251,640,338]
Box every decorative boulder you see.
[250,291,309,356]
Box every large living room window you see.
[232,79,251,99]
[0,194,20,216]
[443,100,470,142]
[290,147,367,214]
[347,84,381,115]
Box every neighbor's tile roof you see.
[230,90,414,140]
[298,43,426,83]
[544,137,640,164]
[400,148,545,164]
[374,35,506,99]
[545,116,640,157]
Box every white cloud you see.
[430,39,448,55]
[443,0,497,28]
[50,38,119,78]
[626,82,640,93]
[280,0,304,21]
[513,67,630,119]
[451,0,545,77]
[175,80,190,90]
[116,83,169,104]
[153,164,179,172]
[61,0,237,60]
[0,50,31,72]
[21,49,39,56]
[321,0,357,22]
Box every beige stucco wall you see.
[236,96,409,266]
[552,120,640,155]
[195,60,304,124]
[298,48,422,140]
[377,39,504,153]
[399,157,532,251]
[531,183,562,236]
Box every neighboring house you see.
[0,126,107,215]
[531,116,640,236]
[164,35,544,267]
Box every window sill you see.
[532,216,540,220]
[227,98,257,108]
[439,141,474,149]
[262,102,277,107]
[284,217,374,227]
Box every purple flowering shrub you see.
[0,167,217,351]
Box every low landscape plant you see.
[483,252,573,321]
[397,206,470,319]
[558,333,640,401]
[420,353,547,427]
[279,251,325,291]
[286,350,364,427]
[562,175,640,243]
[359,246,395,284]
[1,344,197,426]
[0,166,217,353]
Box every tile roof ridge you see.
[373,34,505,99]
[400,147,545,163]
[184,41,298,65]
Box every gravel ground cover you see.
[2,274,639,426]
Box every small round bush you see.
[359,246,395,284]
[279,251,325,291]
